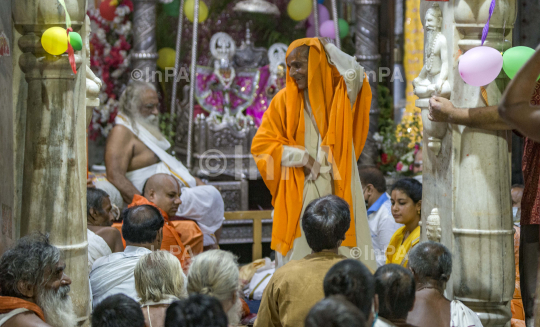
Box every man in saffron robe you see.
[112,174,204,269]
[251,37,376,270]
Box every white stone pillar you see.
[417,0,516,326]
[13,0,89,324]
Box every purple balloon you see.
[458,46,503,86]
[307,4,330,26]
[320,20,335,39]
[306,25,316,37]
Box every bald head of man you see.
[143,174,182,218]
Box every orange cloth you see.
[111,195,203,268]
[511,225,526,323]
[0,296,45,322]
[251,38,371,256]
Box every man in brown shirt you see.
[254,195,350,327]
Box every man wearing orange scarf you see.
[113,174,204,269]
[0,234,76,327]
[251,37,376,270]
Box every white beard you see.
[134,114,167,142]
[37,285,77,327]
[425,29,440,58]
[226,298,243,326]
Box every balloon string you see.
[67,27,77,75]
[481,0,496,45]
[57,0,72,28]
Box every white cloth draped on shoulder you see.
[89,246,151,307]
[451,300,484,327]
[115,114,225,245]
[87,229,112,273]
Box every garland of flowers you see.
[87,0,133,140]
[375,85,423,176]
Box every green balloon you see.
[338,18,349,39]
[503,46,535,79]
[164,0,180,17]
[69,32,83,51]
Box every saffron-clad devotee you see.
[0,234,77,327]
[92,294,146,327]
[429,46,540,326]
[255,195,350,327]
[135,251,188,327]
[359,166,402,266]
[406,242,483,327]
[90,205,164,307]
[374,264,417,327]
[305,296,367,327]
[114,173,204,268]
[251,37,375,270]
[386,178,422,266]
[87,188,124,271]
[165,294,229,327]
[187,250,244,326]
[323,259,379,327]
[105,80,224,248]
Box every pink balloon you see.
[458,46,503,86]
[306,25,316,38]
[308,4,330,26]
[320,20,335,39]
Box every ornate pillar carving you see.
[13,0,89,324]
[417,0,517,326]
[354,0,380,166]
[131,0,159,80]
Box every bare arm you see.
[436,40,449,92]
[429,97,512,130]
[105,125,141,203]
[499,45,540,142]
[97,227,124,253]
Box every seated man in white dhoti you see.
[105,81,224,248]
[406,241,484,327]
[87,187,124,272]
[251,37,376,270]
[90,205,164,307]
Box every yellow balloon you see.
[41,27,68,56]
[184,0,209,23]
[157,47,177,70]
[287,0,312,21]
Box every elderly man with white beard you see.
[105,81,225,249]
[0,234,77,327]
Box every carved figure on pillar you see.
[85,15,102,125]
[413,4,450,99]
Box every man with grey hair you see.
[406,241,483,327]
[0,234,77,327]
[105,81,224,248]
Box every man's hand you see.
[428,96,457,122]
[195,177,206,186]
[304,155,321,181]
[318,37,333,47]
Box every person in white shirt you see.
[359,166,402,266]
[90,205,164,307]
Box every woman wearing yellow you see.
[386,178,422,266]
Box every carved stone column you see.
[418,0,517,326]
[131,0,159,81]
[13,0,89,324]
[354,0,381,166]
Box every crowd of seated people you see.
[0,181,486,327]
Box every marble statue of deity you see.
[85,15,102,125]
[413,4,450,99]
[195,32,260,127]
